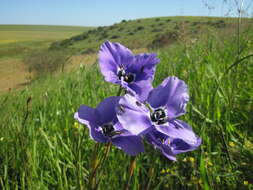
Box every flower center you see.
[117,67,135,83]
[150,108,167,125]
[102,124,114,137]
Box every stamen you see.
[117,67,135,83]
[102,124,114,137]
[124,73,134,83]
[150,108,167,125]
[117,68,126,80]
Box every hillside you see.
[51,16,253,54]
[0,25,93,92]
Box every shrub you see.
[99,31,108,40]
[70,34,87,42]
[50,39,72,49]
[148,31,178,49]
[118,27,124,32]
[81,48,96,54]
[24,50,69,78]
[111,35,120,39]
[213,20,226,28]
[136,26,144,31]
[151,28,163,33]
[192,22,200,26]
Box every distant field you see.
[0,25,94,93]
[0,25,93,48]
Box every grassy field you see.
[0,25,92,57]
[0,25,93,93]
[0,16,253,189]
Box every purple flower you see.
[116,76,201,159]
[146,129,201,161]
[99,41,159,101]
[74,96,144,156]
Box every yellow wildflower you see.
[243,181,249,186]
[229,141,235,147]
[161,169,166,174]
[188,157,195,163]
[74,122,79,129]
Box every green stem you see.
[90,141,112,181]
[124,156,136,190]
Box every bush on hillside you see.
[70,34,87,41]
[136,26,144,31]
[148,31,178,49]
[50,39,72,49]
[111,35,120,39]
[24,50,69,79]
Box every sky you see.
[0,0,252,26]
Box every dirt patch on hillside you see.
[0,54,97,94]
[0,59,30,93]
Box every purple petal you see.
[156,120,200,146]
[74,112,108,143]
[170,137,201,154]
[117,94,152,135]
[127,53,160,81]
[148,76,189,119]
[95,96,120,125]
[99,41,133,83]
[145,130,176,161]
[112,134,144,156]
[89,123,108,143]
[127,79,153,102]
[74,105,99,125]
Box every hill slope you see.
[51,16,252,54]
[0,25,94,92]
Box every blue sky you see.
[0,0,252,26]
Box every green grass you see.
[0,21,253,189]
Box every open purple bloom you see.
[116,76,201,159]
[146,129,201,160]
[74,96,144,156]
[99,41,159,101]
